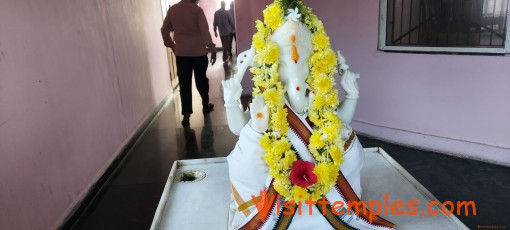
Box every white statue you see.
[223,44,360,137]
[223,3,394,229]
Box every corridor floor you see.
[71,53,510,230]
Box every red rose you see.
[290,160,317,188]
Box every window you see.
[379,0,510,54]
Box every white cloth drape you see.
[227,104,391,230]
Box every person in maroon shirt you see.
[161,0,217,127]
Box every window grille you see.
[379,0,510,54]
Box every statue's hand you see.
[249,95,269,133]
[236,49,252,69]
[340,70,360,99]
[222,77,243,107]
[336,51,350,76]
[234,47,255,80]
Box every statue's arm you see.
[223,47,256,136]
[337,93,359,125]
[336,51,360,125]
[223,79,250,136]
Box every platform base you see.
[151,148,468,230]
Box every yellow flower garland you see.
[251,0,344,202]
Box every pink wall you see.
[236,0,271,89]
[0,0,171,229]
[235,0,510,165]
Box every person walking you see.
[213,1,235,62]
[161,0,216,127]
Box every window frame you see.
[378,0,510,54]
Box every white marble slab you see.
[151,148,468,230]
[361,148,468,230]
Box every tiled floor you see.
[71,53,510,230]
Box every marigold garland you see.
[251,0,345,202]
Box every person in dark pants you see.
[213,1,235,62]
[161,0,216,127]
